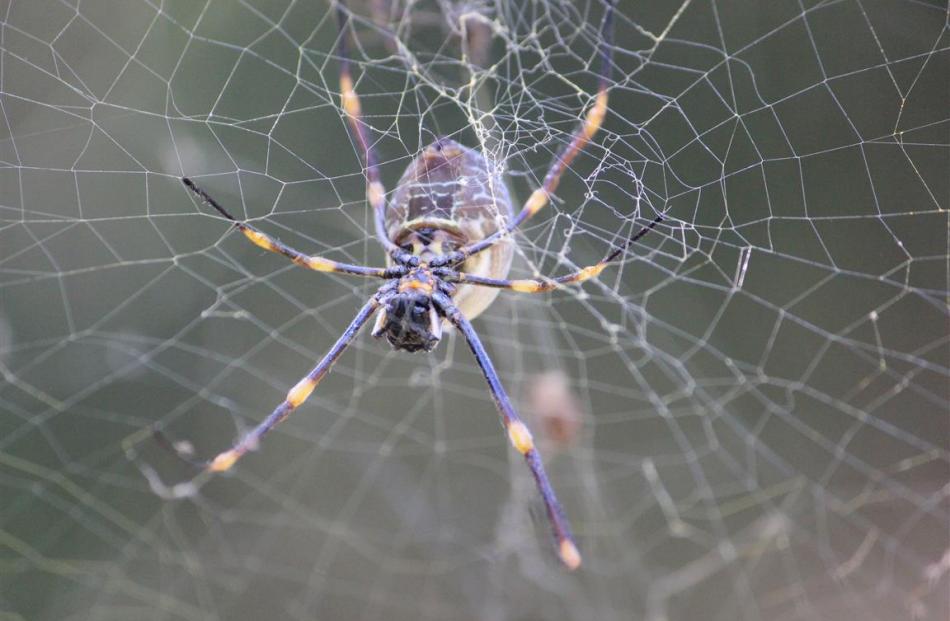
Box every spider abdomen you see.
[387,139,514,320]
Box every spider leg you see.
[440,214,664,293]
[206,293,388,473]
[432,0,616,268]
[432,292,582,570]
[336,1,399,254]
[183,178,399,278]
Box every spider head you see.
[372,289,442,353]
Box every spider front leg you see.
[183,178,397,278]
[207,293,387,472]
[336,1,399,255]
[440,214,665,293]
[432,292,582,570]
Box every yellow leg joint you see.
[559,539,582,570]
[583,89,608,139]
[305,256,337,272]
[577,263,607,281]
[510,279,543,293]
[507,420,535,455]
[209,449,240,473]
[286,377,317,408]
[340,74,361,118]
[242,228,275,251]
[525,188,549,216]
[367,181,386,209]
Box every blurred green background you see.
[1,1,947,620]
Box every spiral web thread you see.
[0,1,947,620]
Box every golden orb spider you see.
[181,0,661,570]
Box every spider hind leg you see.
[433,292,582,570]
[205,294,385,472]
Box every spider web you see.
[1,1,947,619]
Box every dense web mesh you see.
[1,1,947,620]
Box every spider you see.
[181,0,661,570]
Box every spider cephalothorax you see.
[387,137,515,321]
[179,0,665,571]
[372,268,452,353]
